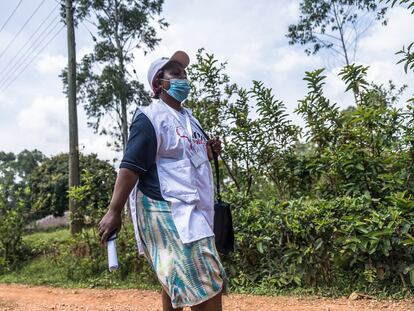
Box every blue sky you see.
[0,0,413,164]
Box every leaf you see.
[293,275,302,286]
[356,163,365,171]
[402,223,411,234]
[257,242,264,254]
[368,240,379,254]
[314,238,323,251]
[410,269,414,287]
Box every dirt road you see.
[0,284,413,311]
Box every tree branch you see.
[332,2,350,65]
[314,31,342,42]
[220,154,241,191]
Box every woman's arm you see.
[98,168,139,243]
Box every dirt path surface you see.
[0,284,413,311]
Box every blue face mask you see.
[162,79,190,102]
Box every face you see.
[156,61,187,91]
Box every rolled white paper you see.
[107,235,118,272]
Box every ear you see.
[153,76,161,88]
[152,76,163,98]
[152,80,159,90]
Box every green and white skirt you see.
[134,191,228,308]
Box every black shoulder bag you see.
[194,124,235,255]
[212,152,235,255]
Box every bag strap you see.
[212,151,222,202]
[192,122,222,202]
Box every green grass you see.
[23,227,71,247]
[0,255,160,290]
[231,281,414,300]
[0,227,160,290]
[0,256,73,287]
[1,227,72,287]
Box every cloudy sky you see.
[0,0,413,164]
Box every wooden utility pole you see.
[66,0,81,234]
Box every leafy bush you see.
[0,194,26,273]
[225,193,414,293]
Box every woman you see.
[98,50,228,311]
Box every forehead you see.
[162,60,185,72]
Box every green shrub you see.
[0,195,26,273]
[226,194,414,293]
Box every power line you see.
[0,0,47,59]
[81,21,103,73]
[0,18,62,89]
[81,20,97,42]
[0,25,65,92]
[0,0,23,34]
[52,0,66,8]
[0,18,63,89]
[0,17,62,88]
[0,4,59,82]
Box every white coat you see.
[129,99,215,255]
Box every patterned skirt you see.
[134,191,228,308]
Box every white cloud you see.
[131,0,302,87]
[36,54,66,74]
[2,95,120,162]
[272,48,322,74]
[0,92,15,109]
[360,7,414,58]
[17,96,67,141]
[79,135,119,165]
[358,7,414,103]
[78,46,94,59]
[0,96,68,156]
[325,67,355,109]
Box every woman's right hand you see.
[97,168,139,244]
[98,209,122,244]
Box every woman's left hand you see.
[206,137,222,161]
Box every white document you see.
[107,235,118,272]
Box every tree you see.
[295,65,410,200]
[28,153,116,221]
[287,0,388,66]
[0,152,18,204]
[14,149,45,180]
[0,192,26,273]
[68,165,117,229]
[65,0,167,153]
[0,150,45,271]
[187,50,301,199]
[0,150,45,212]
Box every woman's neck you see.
[160,92,182,111]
